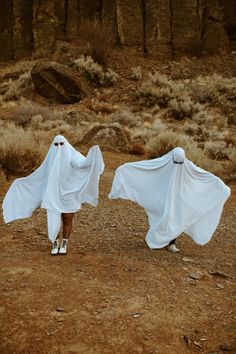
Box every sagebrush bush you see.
[12,101,54,126]
[146,130,208,166]
[168,98,202,120]
[108,110,142,128]
[73,55,118,86]
[204,141,236,161]
[130,66,142,81]
[0,123,42,173]
[0,70,34,103]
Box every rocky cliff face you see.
[0,0,235,61]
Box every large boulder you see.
[201,21,230,55]
[31,62,90,103]
[145,0,172,57]
[80,125,131,152]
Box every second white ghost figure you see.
[3,135,105,254]
[109,147,230,251]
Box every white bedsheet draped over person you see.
[109,147,230,249]
[3,135,105,242]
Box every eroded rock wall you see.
[0,0,234,61]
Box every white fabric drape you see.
[3,135,105,241]
[109,147,230,249]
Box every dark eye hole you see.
[54,142,59,146]
[60,142,64,145]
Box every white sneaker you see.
[51,240,60,255]
[59,239,68,255]
[168,244,180,253]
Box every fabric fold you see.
[109,147,230,248]
[3,135,105,241]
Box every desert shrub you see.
[188,83,214,103]
[194,74,236,112]
[130,66,142,81]
[168,98,202,120]
[137,72,186,107]
[0,70,34,103]
[0,60,33,80]
[0,123,42,173]
[204,141,236,161]
[12,101,54,126]
[108,110,142,128]
[146,130,208,167]
[73,55,118,86]
[78,20,114,65]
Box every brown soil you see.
[0,151,235,354]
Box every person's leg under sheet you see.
[47,210,61,242]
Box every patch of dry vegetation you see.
[73,55,119,86]
[0,71,33,103]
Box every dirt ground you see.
[0,151,235,354]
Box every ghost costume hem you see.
[3,135,105,242]
[109,147,230,249]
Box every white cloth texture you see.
[109,147,230,249]
[3,135,105,241]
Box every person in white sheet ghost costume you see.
[2,135,105,255]
[109,147,230,252]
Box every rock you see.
[145,0,172,57]
[31,62,90,104]
[228,114,236,125]
[56,307,64,312]
[116,0,144,50]
[201,21,230,55]
[80,125,131,153]
[220,343,233,351]
[0,1,234,60]
[209,270,232,279]
[188,271,204,280]
[132,313,142,318]
[182,257,194,263]
[171,1,202,56]
[216,283,225,289]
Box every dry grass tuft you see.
[130,66,142,81]
[0,123,42,174]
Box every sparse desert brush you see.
[194,74,236,112]
[137,72,188,108]
[85,100,118,115]
[108,110,142,128]
[73,55,118,86]
[0,70,34,103]
[130,66,142,81]
[11,101,54,126]
[168,98,202,120]
[183,122,209,141]
[130,126,159,143]
[146,130,207,166]
[0,123,43,173]
[0,60,34,80]
[204,141,236,161]
[152,117,168,132]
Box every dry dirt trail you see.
[0,151,235,354]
